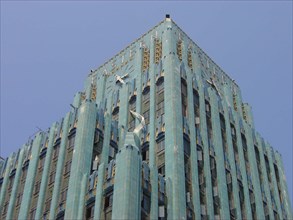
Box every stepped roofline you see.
[89,14,239,89]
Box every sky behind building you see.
[1,1,292,206]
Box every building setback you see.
[0,15,292,220]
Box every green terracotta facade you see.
[0,16,292,220]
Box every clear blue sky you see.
[1,1,292,206]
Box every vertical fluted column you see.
[209,90,230,219]
[77,174,88,219]
[275,153,293,219]
[186,56,201,220]
[162,19,186,219]
[0,156,13,212]
[244,125,265,219]
[18,132,43,220]
[148,33,159,220]
[93,162,105,220]
[112,132,142,220]
[5,148,25,220]
[222,100,242,220]
[96,74,106,106]
[93,95,112,220]
[118,84,129,148]
[64,99,97,220]
[266,145,283,219]
[257,136,274,219]
[135,43,143,127]
[197,77,215,217]
[34,122,57,219]
[73,92,82,108]
[233,116,253,218]
[48,113,71,219]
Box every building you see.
[0,15,292,220]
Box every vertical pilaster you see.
[162,18,186,219]
[18,132,43,220]
[186,55,201,220]
[93,162,105,220]
[48,113,71,219]
[222,101,242,220]
[93,95,112,220]
[135,42,143,127]
[5,148,25,220]
[266,145,283,219]
[73,92,82,108]
[209,90,230,219]
[198,79,215,218]
[96,74,106,106]
[77,174,87,219]
[34,122,57,219]
[64,100,97,220]
[118,84,129,148]
[244,125,265,219]
[233,116,253,218]
[257,136,274,219]
[275,153,293,219]
[149,34,158,219]
[112,133,142,220]
[0,155,13,212]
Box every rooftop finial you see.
[165,14,171,21]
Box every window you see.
[158,165,165,176]
[156,138,165,152]
[142,87,150,124]
[112,107,119,121]
[205,101,213,142]
[241,134,250,173]
[60,188,68,202]
[156,100,164,118]
[128,119,135,132]
[108,145,117,161]
[193,89,200,126]
[86,204,95,220]
[181,79,188,117]
[39,156,46,170]
[8,175,14,191]
[16,193,23,207]
[45,199,51,213]
[142,145,149,162]
[29,208,36,219]
[104,193,113,210]
[129,95,136,110]
[2,202,8,216]
[156,77,164,118]
[143,109,150,125]
[67,135,75,150]
[64,160,72,175]
[128,96,136,132]
[53,144,60,159]
[49,171,55,185]
[21,167,28,182]
[142,86,150,102]
[34,181,41,195]
[255,146,260,164]
[156,77,164,95]
[183,137,190,157]
[141,195,150,213]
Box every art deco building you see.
[0,15,292,220]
